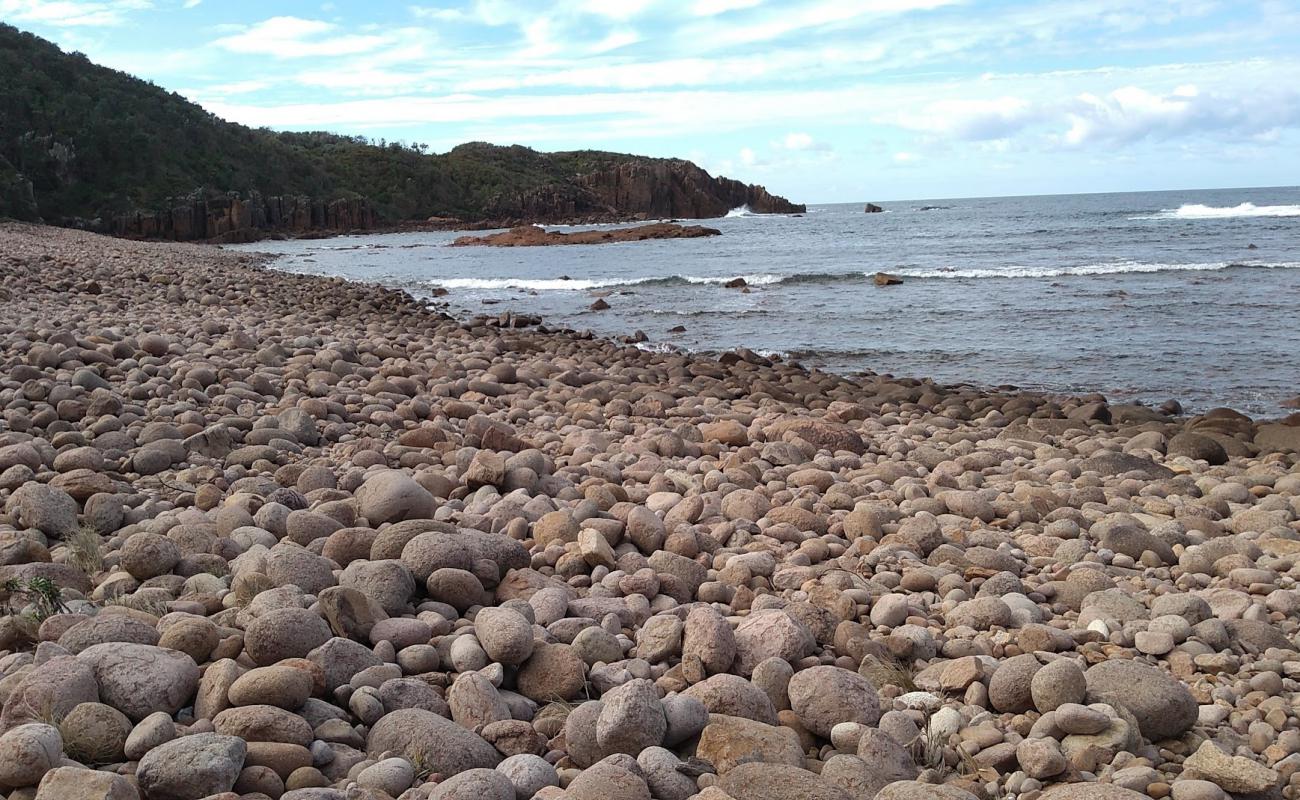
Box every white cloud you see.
[0,0,151,26]
[214,16,391,58]
[783,132,814,150]
[408,5,467,21]
[1060,84,1211,146]
[589,29,639,53]
[182,0,198,7]
[200,59,1300,151]
[410,1,540,25]
[889,96,1039,140]
[580,0,653,19]
[692,0,761,15]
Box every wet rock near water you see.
[451,222,721,247]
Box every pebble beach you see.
[3,219,1300,800]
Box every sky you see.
[3,0,1299,203]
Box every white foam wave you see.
[901,260,1300,280]
[634,341,681,354]
[725,205,757,218]
[680,273,784,285]
[429,273,785,291]
[1132,202,1300,220]
[429,277,639,291]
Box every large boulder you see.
[9,483,78,538]
[245,607,332,666]
[1167,431,1228,464]
[136,733,245,800]
[732,610,815,676]
[1084,659,1197,741]
[718,762,852,800]
[876,783,979,800]
[765,418,867,455]
[787,666,881,737]
[474,606,535,666]
[0,723,62,790]
[1038,785,1148,799]
[356,470,436,526]
[517,643,586,702]
[595,679,666,757]
[0,655,99,729]
[35,766,140,800]
[696,714,804,775]
[77,644,200,722]
[366,708,500,777]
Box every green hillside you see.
[0,23,754,227]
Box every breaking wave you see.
[426,261,1299,292]
[902,260,1300,279]
[1132,202,1300,220]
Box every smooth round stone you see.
[1135,630,1175,655]
[1170,780,1228,800]
[1054,703,1110,735]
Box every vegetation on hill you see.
[0,23,798,230]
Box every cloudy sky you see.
[4,0,1299,202]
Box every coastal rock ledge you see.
[452,222,721,247]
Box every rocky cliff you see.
[110,193,376,243]
[482,160,804,224]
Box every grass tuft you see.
[66,525,105,576]
[859,654,918,693]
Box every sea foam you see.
[902,260,1300,279]
[1133,202,1300,220]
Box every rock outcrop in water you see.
[110,192,377,243]
[452,222,721,247]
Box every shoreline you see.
[237,234,1297,424]
[2,220,1300,800]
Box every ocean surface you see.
[232,186,1300,416]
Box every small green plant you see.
[4,576,69,621]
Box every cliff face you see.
[483,160,804,224]
[110,193,376,243]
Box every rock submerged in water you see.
[0,221,1297,800]
[452,222,721,247]
[864,202,884,213]
[873,271,903,286]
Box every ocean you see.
[232,186,1300,416]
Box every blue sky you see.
[3,0,1299,203]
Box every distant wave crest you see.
[1132,202,1300,220]
[725,205,758,217]
[904,260,1299,279]
[426,261,1299,293]
[428,273,789,292]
